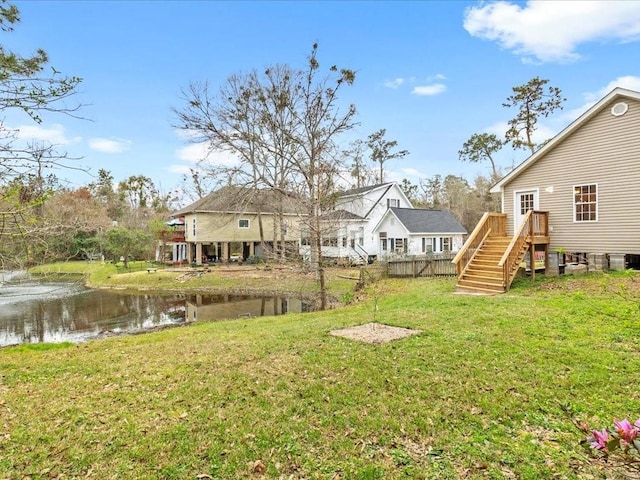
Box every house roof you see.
[383,207,467,234]
[490,87,640,193]
[336,181,414,218]
[318,209,366,222]
[172,186,300,216]
[338,182,395,198]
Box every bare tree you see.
[343,139,375,189]
[296,45,357,307]
[175,66,300,261]
[175,44,358,308]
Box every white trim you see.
[572,183,598,223]
[513,189,539,227]
[611,102,628,117]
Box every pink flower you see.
[590,428,610,450]
[635,419,640,429]
[614,419,639,444]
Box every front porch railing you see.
[452,212,506,278]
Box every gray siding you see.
[503,97,640,254]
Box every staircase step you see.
[465,270,503,280]
[456,285,504,295]
[457,282,505,294]
[458,277,505,289]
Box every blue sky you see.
[7,0,640,198]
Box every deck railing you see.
[452,212,506,278]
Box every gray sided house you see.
[454,87,640,294]
[374,207,467,258]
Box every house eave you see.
[490,87,640,193]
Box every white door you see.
[514,190,538,229]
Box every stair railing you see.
[352,243,369,264]
[452,212,506,279]
[497,210,548,290]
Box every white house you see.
[373,207,467,258]
[301,182,466,263]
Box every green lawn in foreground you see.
[1,272,639,479]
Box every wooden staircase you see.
[456,236,511,294]
[452,210,550,295]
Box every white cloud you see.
[561,75,640,120]
[400,167,429,180]
[591,75,640,100]
[88,137,132,154]
[384,78,405,89]
[175,143,209,163]
[464,1,640,63]
[175,143,239,167]
[167,164,193,175]
[15,123,77,145]
[412,83,447,96]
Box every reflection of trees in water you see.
[0,287,313,347]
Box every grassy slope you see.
[1,272,639,479]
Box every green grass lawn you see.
[1,271,639,479]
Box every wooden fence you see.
[386,253,457,278]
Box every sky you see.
[6,0,640,202]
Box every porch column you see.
[186,243,193,264]
[222,242,229,263]
[195,243,203,265]
[249,242,255,258]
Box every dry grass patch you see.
[329,322,422,344]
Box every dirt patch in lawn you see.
[330,322,422,344]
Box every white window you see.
[192,219,196,237]
[358,227,364,246]
[238,219,250,228]
[519,193,535,215]
[422,237,435,253]
[387,198,399,208]
[574,184,597,222]
[440,237,452,252]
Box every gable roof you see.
[336,181,414,217]
[338,182,395,198]
[378,207,467,234]
[490,87,640,193]
[172,186,299,216]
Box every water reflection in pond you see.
[0,273,313,347]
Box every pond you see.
[0,272,314,348]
